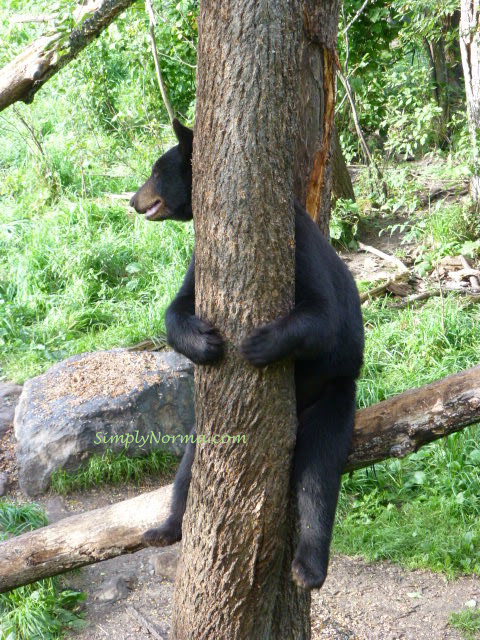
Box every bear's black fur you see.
[130,119,364,590]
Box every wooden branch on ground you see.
[460,254,480,293]
[357,241,409,273]
[418,185,469,207]
[359,272,409,303]
[128,606,167,640]
[0,0,136,112]
[1,365,479,593]
[391,289,440,309]
[11,14,55,23]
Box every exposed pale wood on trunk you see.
[1,366,479,595]
[0,0,136,112]
[305,46,337,229]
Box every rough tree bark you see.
[0,0,136,112]
[1,364,480,594]
[460,0,480,206]
[171,2,303,639]
[297,0,341,236]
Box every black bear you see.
[130,119,364,590]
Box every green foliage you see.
[51,447,178,494]
[384,197,480,275]
[381,70,443,158]
[0,582,85,640]
[330,198,360,248]
[0,502,85,639]
[338,0,464,160]
[450,609,480,640]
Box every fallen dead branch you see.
[1,365,480,593]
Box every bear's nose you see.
[129,193,136,208]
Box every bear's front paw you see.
[239,323,284,367]
[142,520,182,547]
[184,316,224,364]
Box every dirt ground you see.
[19,486,473,640]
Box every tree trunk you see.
[1,364,479,595]
[296,0,341,236]
[424,11,463,142]
[460,0,480,206]
[425,37,451,124]
[0,0,136,113]
[331,127,355,203]
[171,2,303,639]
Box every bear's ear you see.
[172,118,193,159]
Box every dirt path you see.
[312,555,478,640]
[58,519,477,640]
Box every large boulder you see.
[14,350,194,495]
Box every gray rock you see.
[149,547,180,582]
[0,472,8,497]
[15,350,194,495]
[94,574,137,603]
[45,496,68,524]
[0,383,23,436]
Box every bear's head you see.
[129,119,193,222]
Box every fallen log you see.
[0,0,136,112]
[347,365,480,469]
[1,365,480,593]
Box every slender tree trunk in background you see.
[445,10,464,96]
[331,126,355,203]
[171,1,307,638]
[460,0,480,208]
[425,14,463,143]
[425,37,450,123]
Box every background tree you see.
[460,0,480,208]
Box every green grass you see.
[50,447,178,494]
[0,501,85,639]
[333,296,480,576]
[0,1,194,384]
[0,500,47,537]
[450,609,480,640]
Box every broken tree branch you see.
[1,366,479,593]
[0,0,137,112]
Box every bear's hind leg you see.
[291,378,356,589]
[142,429,196,547]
